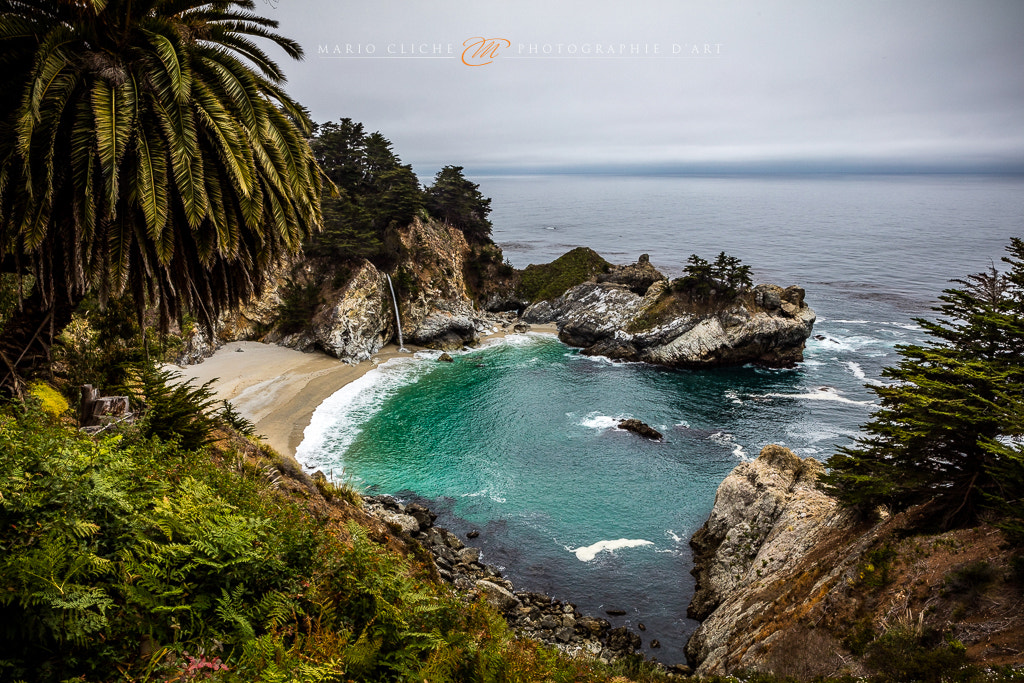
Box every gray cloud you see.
[267,0,1024,174]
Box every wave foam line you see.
[846,361,884,387]
[763,388,873,406]
[296,356,427,469]
[569,539,654,562]
[577,412,626,431]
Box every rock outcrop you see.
[173,218,518,364]
[393,219,486,350]
[617,418,663,440]
[685,445,855,676]
[523,256,815,368]
[684,446,1024,679]
[595,253,665,294]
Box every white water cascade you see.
[384,274,408,352]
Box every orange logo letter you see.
[462,37,510,66]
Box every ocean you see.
[296,173,1024,666]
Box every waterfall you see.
[384,273,408,352]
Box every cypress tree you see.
[825,239,1024,530]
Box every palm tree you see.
[0,0,322,392]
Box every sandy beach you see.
[171,324,558,463]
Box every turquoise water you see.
[296,174,1024,665]
[297,331,888,665]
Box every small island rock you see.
[618,418,663,440]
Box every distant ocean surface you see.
[297,174,1024,665]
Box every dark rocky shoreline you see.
[362,494,693,677]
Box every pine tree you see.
[424,166,493,244]
[825,239,1024,530]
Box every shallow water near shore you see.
[297,173,1024,665]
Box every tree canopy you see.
[0,0,322,389]
[825,239,1024,536]
[306,119,422,263]
[424,165,493,244]
[674,252,752,299]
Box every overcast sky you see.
[265,0,1024,176]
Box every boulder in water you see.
[618,419,663,440]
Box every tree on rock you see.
[825,239,1024,532]
[0,0,322,392]
[424,165,493,244]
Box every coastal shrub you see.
[218,399,258,438]
[52,295,173,393]
[858,544,898,588]
[517,247,612,302]
[112,363,218,451]
[943,560,998,604]
[864,627,978,683]
[27,382,69,416]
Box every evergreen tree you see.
[307,120,423,262]
[424,165,493,244]
[825,239,1024,530]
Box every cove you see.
[296,330,884,663]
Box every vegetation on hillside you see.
[516,247,612,303]
[826,238,1024,536]
[0,398,682,683]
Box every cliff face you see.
[523,256,815,368]
[686,446,1024,680]
[176,218,517,363]
[392,219,493,350]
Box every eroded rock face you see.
[523,279,815,368]
[395,219,497,349]
[596,254,667,294]
[304,260,392,361]
[684,445,853,676]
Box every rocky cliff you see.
[685,445,1024,679]
[523,256,815,368]
[176,218,516,363]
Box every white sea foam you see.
[708,431,750,460]
[845,361,884,386]
[565,352,639,366]
[879,321,923,331]
[763,387,873,406]
[724,389,743,405]
[461,489,507,504]
[569,539,654,562]
[296,356,428,471]
[577,413,623,431]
